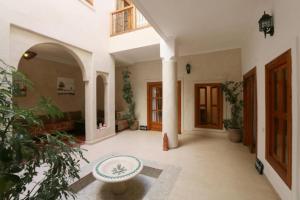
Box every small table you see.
[93,155,144,194]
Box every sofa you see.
[31,111,84,136]
[115,111,129,132]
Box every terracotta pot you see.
[228,128,242,143]
[130,120,139,130]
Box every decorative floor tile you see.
[69,153,181,200]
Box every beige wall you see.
[242,1,300,199]
[14,58,85,115]
[116,48,242,132]
[1,0,117,143]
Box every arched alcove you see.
[96,73,108,129]
[14,43,86,143]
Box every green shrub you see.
[122,69,136,126]
[221,81,243,130]
[0,59,88,200]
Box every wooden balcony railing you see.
[85,0,93,5]
[111,6,149,36]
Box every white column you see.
[160,38,178,148]
[85,77,97,143]
[85,80,93,142]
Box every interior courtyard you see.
[1,0,300,199]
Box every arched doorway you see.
[13,43,86,143]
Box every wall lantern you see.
[186,63,191,74]
[258,11,274,38]
[23,51,37,60]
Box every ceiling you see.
[114,44,160,67]
[29,0,261,66]
[28,44,78,66]
[31,43,160,68]
[133,0,260,55]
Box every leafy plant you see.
[0,59,88,200]
[221,81,243,130]
[122,69,136,126]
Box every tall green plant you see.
[0,59,87,200]
[221,81,243,129]
[122,69,135,126]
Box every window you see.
[195,83,223,129]
[265,49,292,188]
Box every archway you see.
[96,73,107,129]
[14,43,86,143]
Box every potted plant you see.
[122,69,139,130]
[0,59,87,199]
[221,81,243,143]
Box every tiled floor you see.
[81,130,280,200]
[73,159,180,200]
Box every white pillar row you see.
[160,38,179,148]
[84,80,93,142]
[85,78,97,143]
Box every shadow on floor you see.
[98,178,146,200]
[67,130,85,145]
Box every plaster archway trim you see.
[96,71,109,85]
[9,25,92,81]
[16,42,88,81]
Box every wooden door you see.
[195,83,223,129]
[147,82,163,131]
[243,67,257,154]
[265,49,292,188]
[147,82,181,132]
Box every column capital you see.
[160,37,177,60]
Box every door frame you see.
[147,81,182,133]
[147,82,162,131]
[194,83,223,129]
[243,67,257,154]
[265,49,292,188]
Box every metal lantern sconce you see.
[186,63,191,74]
[258,11,274,38]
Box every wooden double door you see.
[194,83,223,129]
[147,82,181,133]
[243,68,257,153]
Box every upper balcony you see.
[109,0,161,65]
[111,0,149,36]
[85,0,94,6]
